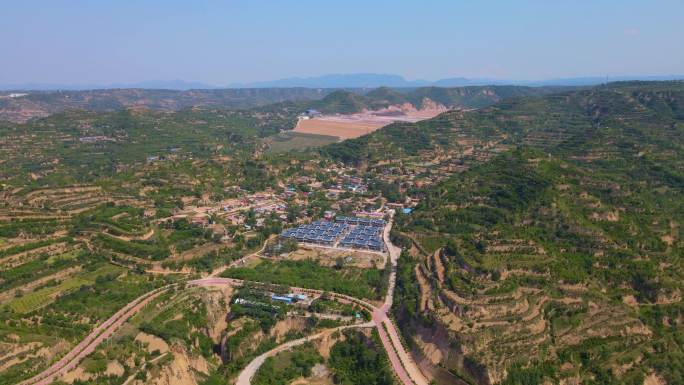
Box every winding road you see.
[17,213,429,385]
[234,322,375,385]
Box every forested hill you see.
[321,81,684,166]
[0,85,563,123]
[301,85,565,114]
[349,81,684,384]
[0,88,332,123]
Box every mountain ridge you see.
[4,74,683,91]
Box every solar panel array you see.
[339,225,384,251]
[281,218,386,251]
[280,220,349,244]
[336,216,386,227]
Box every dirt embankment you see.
[399,314,485,385]
[293,100,447,139]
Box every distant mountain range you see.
[228,73,684,88]
[2,73,683,91]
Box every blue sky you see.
[1,0,682,85]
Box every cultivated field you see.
[264,131,340,153]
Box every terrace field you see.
[380,82,684,384]
[264,131,340,153]
[7,264,123,313]
[222,259,389,302]
[0,80,681,385]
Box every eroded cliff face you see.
[396,312,491,385]
[139,344,210,385]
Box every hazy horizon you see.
[2,73,684,91]
[2,0,683,86]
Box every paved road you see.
[19,214,429,385]
[19,287,168,385]
[231,213,429,385]
[374,214,429,385]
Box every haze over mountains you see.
[1,80,683,385]
[227,73,684,89]
[2,73,683,91]
[0,85,568,123]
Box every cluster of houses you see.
[79,135,114,143]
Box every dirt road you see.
[234,322,374,385]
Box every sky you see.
[1,0,683,86]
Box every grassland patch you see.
[264,131,339,153]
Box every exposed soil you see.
[643,373,666,385]
[284,247,384,269]
[294,119,383,139]
[293,102,447,139]
[135,332,169,354]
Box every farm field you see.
[222,259,389,301]
[7,264,124,313]
[264,131,340,153]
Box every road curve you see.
[235,322,374,385]
[18,215,428,385]
[230,214,429,385]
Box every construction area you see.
[292,102,448,139]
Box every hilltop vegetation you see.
[370,81,684,384]
[0,81,682,385]
[306,85,564,115]
[323,81,684,165]
[0,107,294,184]
[0,84,567,186]
[0,88,331,122]
[0,85,561,123]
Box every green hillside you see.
[322,81,684,166]
[349,81,684,384]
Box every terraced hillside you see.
[0,81,681,385]
[0,85,562,123]
[0,107,294,184]
[0,88,332,123]
[322,81,684,168]
[349,82,684,384]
